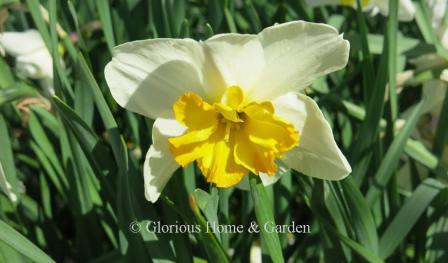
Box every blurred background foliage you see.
[0,0,447,262]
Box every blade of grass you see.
[340,178,379,253]
[76,54,125,167]
[0,161,16,202]
[208,0,224,31]
[275,169,292,249]
[350,32,389,185]
[0,114,18,199]
[355,0,374,100]
[188,193,230,263]
[366,101,425,205]
[96,0,116,51]
[415,0,448,59]
[193,188,220,241]
[249,175,284,263]
[52,97,116,204]
[0,219,55,263]
[29,142,66,198]
[432,93,448,157]
[0,84,38,107]
[337,99,441,172]
[379,178,446,259]
[0,57,14,89]
[387,0,399,122]
[28,111,67,187]
[166,0,186,37]
[244,0,261,32]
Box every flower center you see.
[168,86,299,187]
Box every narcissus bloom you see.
[105,21,352,202]
[409,0,447,152]
[0,29,54,94]
[305,0,416,22]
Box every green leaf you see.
[193,188,220,240]
[96,0,116,50]
[340,178,379,254]
[350,27,389,185]
[76,54,125,169]
[387,0,399,121]
[244,0,261,32]
[340,100,442,172]
[432,92,448,157]
[379,178,447,259]
[48,0,75,98]
[24,0,52,49]
[52,97,116,203]
[208,0,224,31]
[0,161,15,202]
[0,220,55,263]
[249,175,284,263]
[28,111,66,185]
[224,8,237,33]
[0,58,15,89]
[366,101,425,205]
[166,0,186,37]
[29,142,67,198]
[0,84,38,107]
[188,193,230,263]
[0,114,18,199]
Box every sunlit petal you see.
[250,21,350,101]
[144,118,185,202]
[105,39,209,119]
[275,93,351,180]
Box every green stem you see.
[249,174,284,263]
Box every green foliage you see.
[0,0,447,262]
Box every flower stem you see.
[249,174,284,263]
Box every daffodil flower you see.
[408,0,447,151]
[105,21,352,202]
[306,0,416,22]
[427,0,448,30]
[0,29,54,95]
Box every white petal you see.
[259,161,289,186]
[236,176,250,191]
[235,161,288,190]
[374,0,415,21]
[426,0,447,28]
[39,77,55,96]
[0,30,46,56]
[369,6,381,16]
[439,26,448,49]
[250,244,262,263]
[410,53,446,71]
[105,39,211,119]
[143,118,186,202]
[273,93,351,180]
[16,49,53,79]
[250,21,350,101]
[440,69,448,82]
[397,0,416,21]
[204,34,264,97]
[421,80,447,115]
